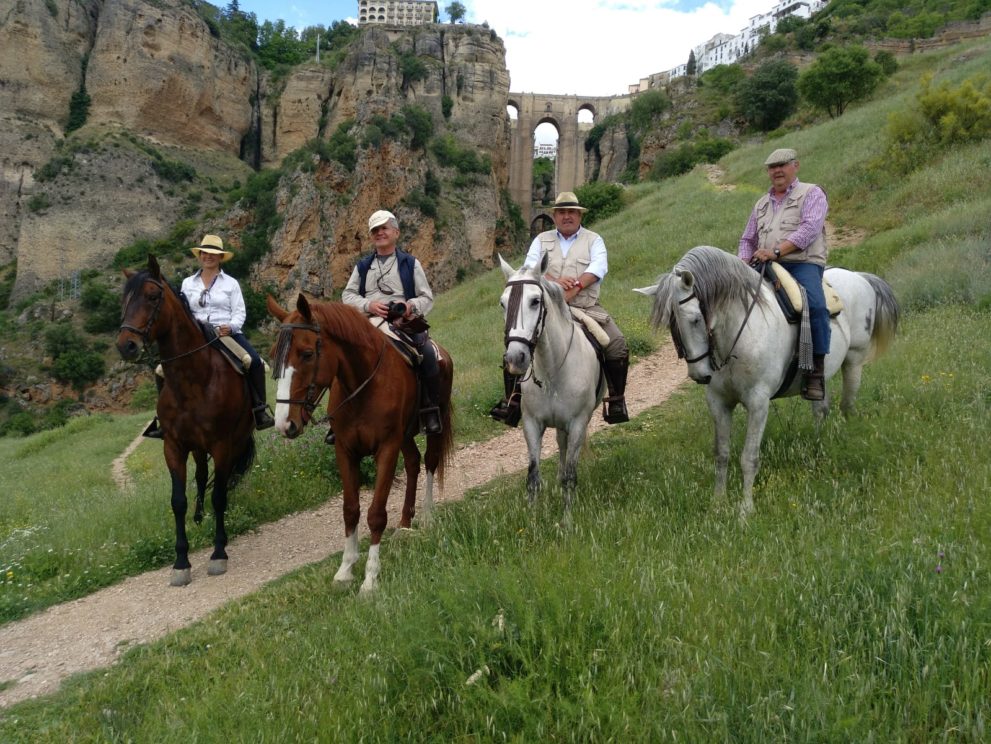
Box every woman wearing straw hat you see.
[143,235,275,437]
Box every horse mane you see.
[124,269,199,328]
[307,300,382,350]
[650,246,765,330]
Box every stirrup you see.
[253,406,275,430]
[801,375,825,401]
[602,396,629,424]
[324,427,336,445]
[421,406,442,435]
[489,399,521,427]
[142,417,164,439]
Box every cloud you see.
[470,0,770,95]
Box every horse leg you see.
[164,444,192,587]
[361,446,401,595]
[739,399,771,520]
[557,422,587,527]
[523,418,546,504]
[399,439,422,529]
[192,451,209,525]
[207,467,230,576]
[707,396,733,501]
[839,360,864,417]
[333,455,363,586]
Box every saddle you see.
[766,262,843,323]
[200,323,251,374]
[368,316,428,368]
[569,307,609,398]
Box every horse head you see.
[498,255,550,375]
[117,254,171,362]
[267,293,326,439]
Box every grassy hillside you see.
[1,37,990,739]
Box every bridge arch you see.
[507,92,633,226]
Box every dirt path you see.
[0,345,685,709]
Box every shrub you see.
[51,349,105,393]
[430,134,491,175]
[628,90,671,132]
[80,281,120,334]
[402,105,433,150]
[798,45,883,118]
[574,181,623,225]
[735,60,799,131]
[874,51,898,76]
[441,95,454,120]
[27,194,51,213]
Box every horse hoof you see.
[207,559,228,576]
[170,568,192,587]
[359,580,378,595]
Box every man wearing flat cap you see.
[341,209,442,436]
[490,191,630,425]
[738,148,831,400]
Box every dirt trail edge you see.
[0,344,684,709]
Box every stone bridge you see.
[507,92,632,229]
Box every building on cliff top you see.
[358,0,438,26]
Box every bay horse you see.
[636,246,899,518]
[267,294,453,594]
[116,255,256,586]
[498,256,604,521]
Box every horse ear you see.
[148,254,161,279]
[498,254,516,279]
[678,270,695,289]
[633,284,658,296]
[266,294,289,322]
[123,268,136,279]
[296,293,312,321]
[539,250,549,274]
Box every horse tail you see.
[862,273,900,361]
[228,435,257,490]
[434,356,455,488]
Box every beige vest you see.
[755,182,827,266]
[539,228,601,310]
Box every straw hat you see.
[551,192,587,211]
[190,234,234,262]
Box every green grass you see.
[2,37,991,739]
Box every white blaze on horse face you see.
[274,365,296,433]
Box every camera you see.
[386,300,407,322]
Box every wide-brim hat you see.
[191,234,234,262]
[764,148,798,166]
[551,191,587,211]
[368,209,398,232]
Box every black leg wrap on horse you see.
[249,363,275,430]
[490,369,522,427]
[603,356,630,424]
[420,371,442,435]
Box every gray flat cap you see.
[764,148,798,166]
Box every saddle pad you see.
[368,316,422,367]
[768,262,843,317]
[569,307,610,347]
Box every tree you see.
[686,49,697,77]
[798,45,883,118]
[446,2,466,23]
[734,59,799,131]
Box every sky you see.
[236,0,775,96]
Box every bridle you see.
[502,278,547,353]
[670,262,767,372]
[119,275,213,364]
[273,321,387,425]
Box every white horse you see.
[636,246,899,518]
[499,256,604,518]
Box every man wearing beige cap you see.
[490,191,630,425]
[341,210,442,435]
[738,147,830,400]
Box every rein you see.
[119,275,213,364]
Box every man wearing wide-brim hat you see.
[490,191,630,426]
[737,147,831,400]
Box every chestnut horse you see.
[267,294,454,594]
[117,255,256,586]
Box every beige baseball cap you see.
[368,210,398,232]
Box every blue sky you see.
[236,0,773,95]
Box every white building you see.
[358,0,438,27]
[630,0,828,90]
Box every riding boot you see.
[489,369,522,427]
[420,372,442,435]
[249,363,276,430]
[603,356,630,424]
[142,374,166,439]
[325,426,335,445]
[802,354,826,401]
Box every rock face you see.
[1,0,515,304]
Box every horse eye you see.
[529,297,540,308]
[299,350,315,361]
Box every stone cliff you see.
[1,0,515,305]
